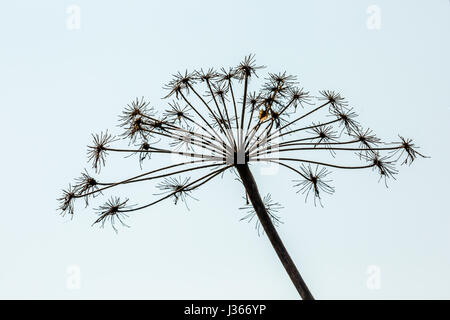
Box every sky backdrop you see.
[0,0,449,299]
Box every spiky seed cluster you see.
[351,127,381,154]
[58,55,425,232]
[124,140,153,169]
[269,107,290,129]
[210,82,229,102]
[246,92,260,110]
[239,194,283,236]
[163,71,196,98]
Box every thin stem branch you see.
[252,145,402,158]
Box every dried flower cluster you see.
[58,54,426,231]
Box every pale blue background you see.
[0,0,449,299]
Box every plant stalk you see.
[235,163,314,300]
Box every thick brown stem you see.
[236,163,314,300]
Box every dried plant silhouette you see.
[58,55,426,300]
